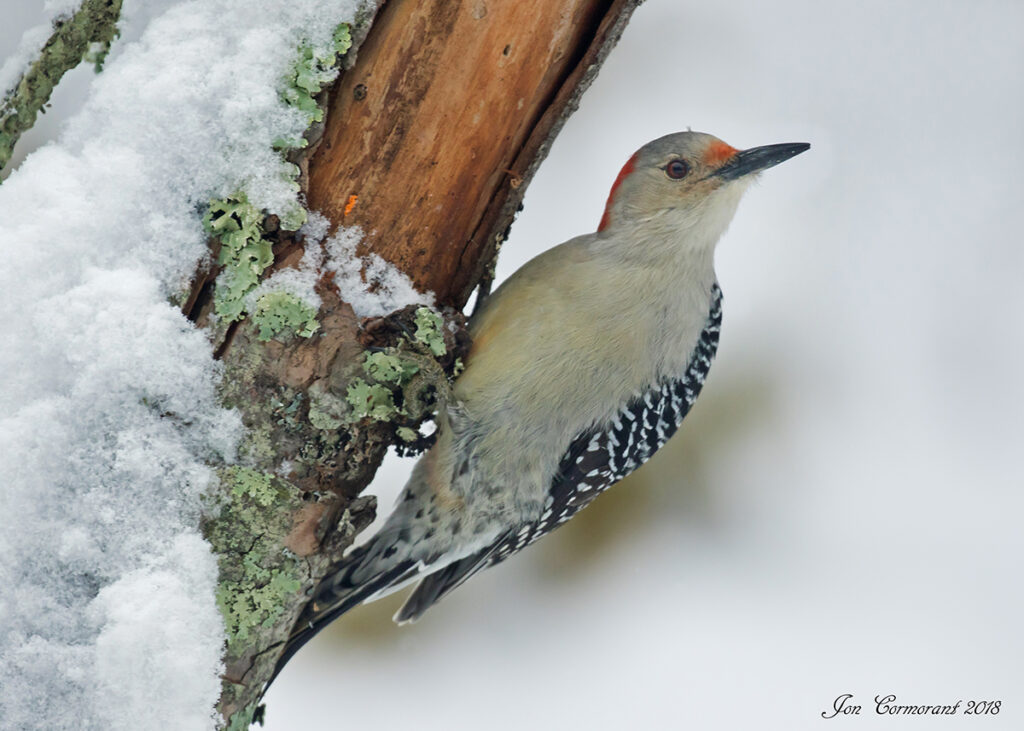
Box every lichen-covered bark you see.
[0,0,122,172]
[209,289,467,726]
[195,1,644,725]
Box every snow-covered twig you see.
[0,0,122,172]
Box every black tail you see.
[392,553,481,625]
[393,530,511,624]
[262,543,420,693]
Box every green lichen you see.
[333,22,354,56]
[345,377,401,421]
[225,705,257,731]
[224,466,278,506]
[203,195,316,326]
[364,351,419,384]
[396,426,418,442]
[281,22,353,128]
[204,22,355,326]
[207,467,304,655]
[305,381,349,432]
[83,36,116,72]
[341,350,434,423]
[251,290,320,342]
[413,307,447,357]
[268,21,352,233]
[204,194,272,322]
[336,338,458,433]
[277,173,307,231]
[0,0,123,173]
[216,568,302,648]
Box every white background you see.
[5,1,1022,729]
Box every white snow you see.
[0,2,84,97]
[0,0,362,728]
[0,24,57,99]
[246,215,437,320]
[90,535,226,729]
[43,0,83,16]
[323,224,435,318]
[245,234,325,315]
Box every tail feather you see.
[263,542,419,692]
[393,530,511,624]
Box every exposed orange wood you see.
[308,0,628,307]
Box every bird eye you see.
[665,159,689,179]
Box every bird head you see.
[598,131,809,244]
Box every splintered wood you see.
[308,0,634,307]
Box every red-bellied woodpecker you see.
[272,130,809,679]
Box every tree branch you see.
[0,0,123,173]
[194,1,643,725]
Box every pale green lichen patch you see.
[276,169,307,231]
[205,22,354,328]
[305,380,351,432]
[333,23,354,57]
[225,705,257,731]
[345,377,401,421]
[224,465,279,506]
[205,466,305,655]
[282,23,352,129]
[396,426,418,442]
[343,349,434,423]
[204,194,271,322]
[268,22,353,232]
[364,350,419,384]
[413,307,447,357]
[330,342,456,464]
[251,291,320,342]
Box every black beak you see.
[714,142,810,180]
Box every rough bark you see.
[197,1,643,726]
[0,0,122,173]
[307,0,639,306]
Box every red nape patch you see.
[598,152,638,231]
[704,140,738,167]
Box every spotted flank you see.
[395,284,723,622]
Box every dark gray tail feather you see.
[393,531,511,624]
[262,543,419,694]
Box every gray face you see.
[636,131,741,183]
[604,131,809,229]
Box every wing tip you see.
[392,605,421,626]
[392,581,434,625]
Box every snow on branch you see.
[0,1,365,728]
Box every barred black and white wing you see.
[396,284,723,623]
